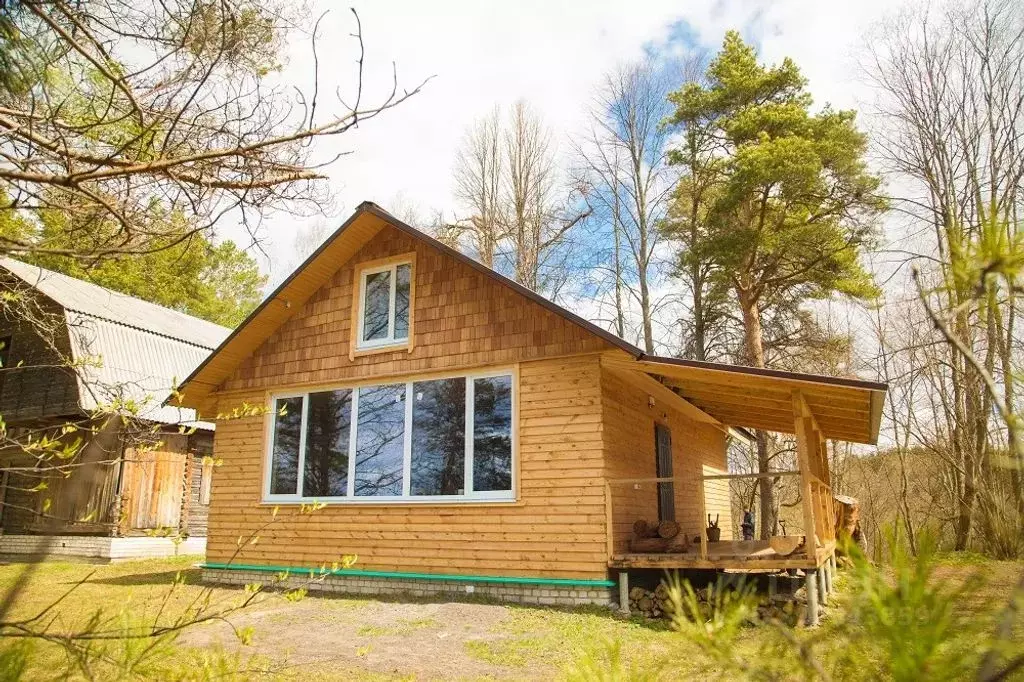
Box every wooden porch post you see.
[793,391,818,560]
[697,475,709,560]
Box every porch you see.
[600,351,886,624]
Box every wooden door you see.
[120,448,186,531]
[654,423,675,522]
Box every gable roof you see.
[0,258,228,349]
[175,202,886,443]
[1,258,231,428]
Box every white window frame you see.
[261,368,517,504]
[263,391,310,502]
[355,261,411,351]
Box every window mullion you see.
[347,389,359,498]
[402,383,413,497]
[296,395,309,498]
[465,377,474,495]
[357,272,366,344]
[387,266,397,341]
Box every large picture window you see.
[263,370,515,503]
[357,261,412,350]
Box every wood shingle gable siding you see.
[219,226,614,394]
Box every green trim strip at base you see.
[200,562,615,588]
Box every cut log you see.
[657,520,680,539]
[834,494,865,555]
[633,519,651,538]
[629,536,670,553]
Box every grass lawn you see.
[0,555,1020,681]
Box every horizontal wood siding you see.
[601,366,732,553]
[207,354,608,578]
[220,226,611,394]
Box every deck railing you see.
[605,467,833,562]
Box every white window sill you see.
[353,340,411,355]
[261,495,517,506]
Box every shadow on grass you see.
[87,568,204,586]
[84,569,680,632]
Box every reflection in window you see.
[354,384,405,496]
[270,396,303,495]
[411,378,465,496]
[362,270,391,342]
[304,389,352,497]
[394,263,411,340]
[473,375,513,492]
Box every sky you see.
[238,0,913,285]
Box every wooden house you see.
[176,202,886,616]
[0,259,229,561]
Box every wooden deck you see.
[606,540,831,569]
[609,540,836,571]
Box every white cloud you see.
[223,0,911,285]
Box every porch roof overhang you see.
[603,353,887,445]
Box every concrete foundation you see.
[0,534,206,562]
[202,567,616,608]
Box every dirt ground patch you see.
[182,596,550,681]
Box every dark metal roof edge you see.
[175,205,375,398]
[637,353,889,393]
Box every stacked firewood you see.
[627,583,676,619]
[628,519,688,553]
[628,583,813,625]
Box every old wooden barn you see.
[0,259,229,561]
[176,202,886,617]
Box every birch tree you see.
[452,102,588,295]
[452,108,504,267]
[576,61,675,352]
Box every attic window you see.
[355,260,412,351]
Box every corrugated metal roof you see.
[0,257,229,349]
[1,258,232,429]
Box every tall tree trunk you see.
[612,204,626,339]
[638,229,654,353]
[737,285,773,539]
[691,266,706,361]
